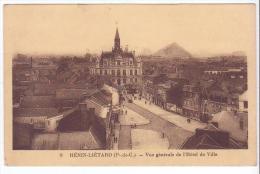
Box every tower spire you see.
[114,27,121,52]
[115,27,120,40]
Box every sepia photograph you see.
[3,3,257,165]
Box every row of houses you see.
[13,83,120,150]
[141,74,248,122]
[182,83,248,121]
[203,66,247,80]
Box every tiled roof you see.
[31,131,103,150]
[56,88,98,100]
[33,84,57,95]
[14,108,60,118]
[90,90,112,106]
[181,127,243,149]
[21,96,55,108]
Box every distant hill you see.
[153,42,192,59]
[193,50,247,58]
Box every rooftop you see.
[181,124,244,149]
[20,96,56,108]
[31,131,103,150]
[212,111,248,142]
[89,90,112,106]
[14,108,60,118]
[56,88,98,100]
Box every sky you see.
[4,4,256,56]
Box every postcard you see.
[4,4,257,165]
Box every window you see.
[111,70,115,76]
[117,79,121,85]
[105,70,107,75]
[130,69,133,75]
[135,69,138,75]
[123,79,126,84]
[135,78,137,83]
[244,101,248,109]
[123,70,126,76]
[117,60,120,65]
[130,60,133,65]
[117,70,120,76]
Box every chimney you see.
[79,103,87,112]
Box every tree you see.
[166,83,184,107]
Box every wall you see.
[85,99,109,118]
[45,114,63,132]
[102,84,119,106]
[14,116,46,129]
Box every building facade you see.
[182,84,202,120]
[238,90,248,113]
[90,28,142,88]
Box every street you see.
[117,96,195,149]
[125,102,193,149]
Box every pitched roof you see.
[101,51,134,59]
[181,133,224,149]
[90,90,112,106]
[21,96,55,108]
[212,111,248,142]
[31,131,103,150]
[14,108,60,118]
[56,88,98,100]
[181,124,244,149]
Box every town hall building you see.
[90,28,142,88]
